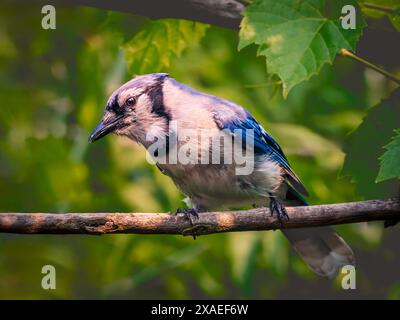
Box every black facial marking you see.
[107,94,123,115]
[147,77,171,121]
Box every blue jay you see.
[89,73,354,278]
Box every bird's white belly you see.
[158,156,283,210]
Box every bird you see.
[89,73,355,278]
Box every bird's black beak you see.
[88,115,123,143]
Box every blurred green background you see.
[0,4,399,299]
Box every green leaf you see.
[239,0,366,97]
[124,19,209,74]
[377,129,400,182]
[341,89,400,198]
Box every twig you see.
[340,48,400,85]
[362,3,397,14]
[0,199,399,236]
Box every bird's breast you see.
[157,155,284,210]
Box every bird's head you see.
[88,73,170,146]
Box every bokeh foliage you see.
[0,2,399,299]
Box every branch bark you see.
[0,199,399,236]
[21,0,245,29]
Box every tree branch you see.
[0,199,399,236]
[21,0,245,29]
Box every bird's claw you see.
[184,208,199,221]
[183,208,199,239]
[269,197,289,226]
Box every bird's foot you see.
[183,208,199,222]
[180,208,199,239]
[269,196,289,226]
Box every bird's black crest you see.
[147,76,171,121]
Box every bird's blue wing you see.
[212,107,309,196]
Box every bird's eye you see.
[126,97,136,107]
